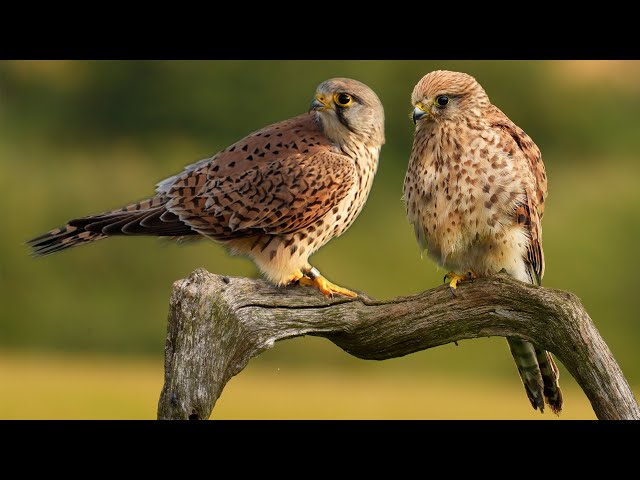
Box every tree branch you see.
[157,268,639,420]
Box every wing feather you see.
[489,106,548,281]
[161,114,355,240]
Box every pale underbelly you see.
[226,180,371,285]
[420,211,531,283]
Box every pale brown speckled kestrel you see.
[403,70,562,414]
[28,78,385,298]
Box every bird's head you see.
[311,77,385,148]
[411,70,490,126]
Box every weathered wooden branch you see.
[157,268,639,420]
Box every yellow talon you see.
[444,270,477,292]
[285,271,304,285]
[299,275,357,298]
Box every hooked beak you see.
[412,104,428,124]
[310,95,331,112]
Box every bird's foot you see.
[299,266,357,298]
[299,275,357,298]
[285,271,304,285]
[443,270,477,296]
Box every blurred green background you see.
[1,60,639,419]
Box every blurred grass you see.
[1,60,639,418]
[0,349,611,419]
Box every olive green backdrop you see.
[1,60,638,418]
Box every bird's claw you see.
[444,270,477,296]
[299,275,357,298]
[285,271,304,286]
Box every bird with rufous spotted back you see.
[28,78,385,299]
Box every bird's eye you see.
[436,95,449,107]
[334,93,353,107]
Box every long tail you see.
[506,267,563,414]
[507,337,544,411]
[27,196,197,256]
[535,346,563,414]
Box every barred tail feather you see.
[27,196,197,257]
[27,225,108,256]
[507,337,546,412]
[536,347,563,414]
[529,262,563,414]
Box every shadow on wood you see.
[157,268,639,420]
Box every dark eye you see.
[334,93,353,107]
[436,95,449,107]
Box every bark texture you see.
[157,268,639,420]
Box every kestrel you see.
[28,78,385,298]
[403,70,562,414]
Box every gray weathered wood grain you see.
[157,268,639,420]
